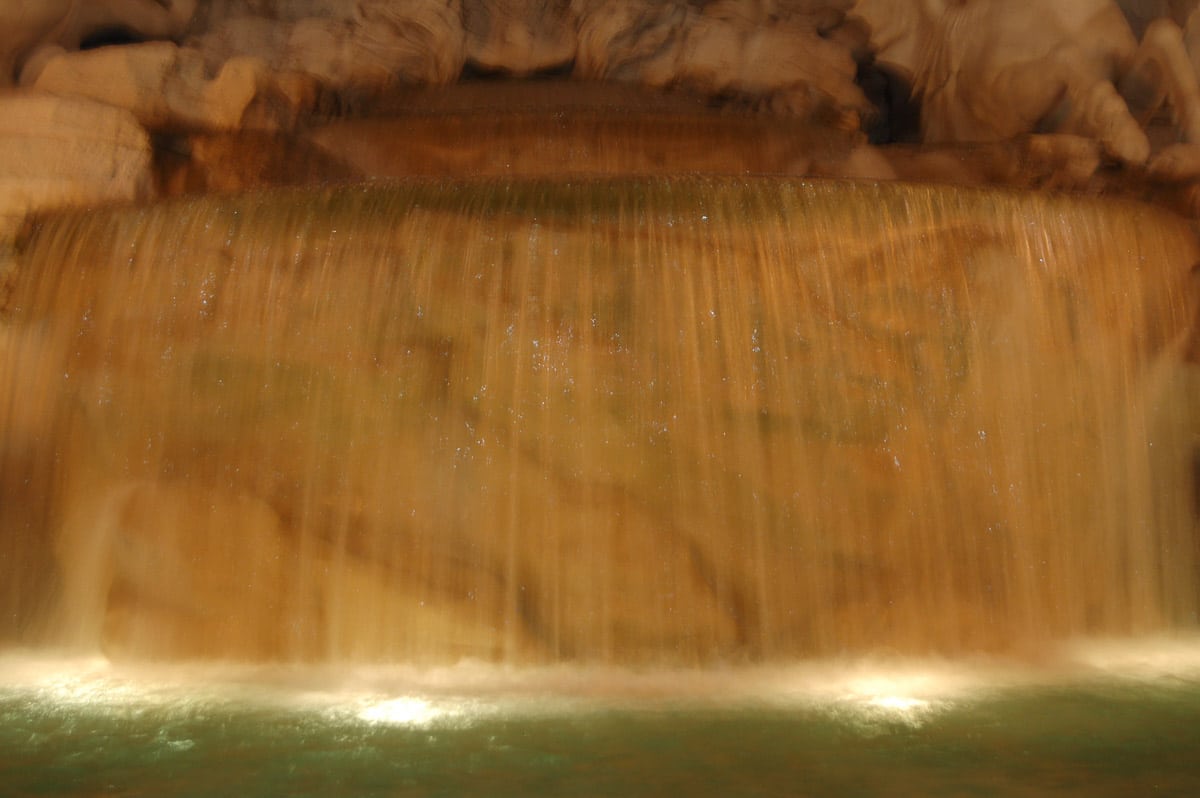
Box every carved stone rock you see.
[190,0,467,99]
[0,0,196,86]
[464,0,578,74]
[576,0,867,123]
[29,41,308,130]
[0,93,152,239]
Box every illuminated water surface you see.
[4,639,1200,796]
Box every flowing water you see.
[2,644,1200,796]
[1,178,1198,667]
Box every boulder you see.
[464,0,578,74]
[0,93,152,240]
[30,41,317,130]
[0,0,195,85]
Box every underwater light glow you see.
[865,695,929,712]
[356,696,445,726]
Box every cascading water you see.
[2,177,1196,666]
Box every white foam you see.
[1057,634,1200,679]
[2,635,1199,730]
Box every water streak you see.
[1,178,1196,664]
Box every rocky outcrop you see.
[10,0,1200,206]
[6,1,873,129]
[464,0,579,74]
[190,0,468,99]
[0,0,892,228]
[28,41,314,131]
[853,0,1200,179]
[575,0,867,122]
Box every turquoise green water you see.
[3,648,1200,796]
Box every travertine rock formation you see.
[926,2,1200,167]
[29,41,310,130]
[854,0,1200,178]
[0,93,151,239]
[0,0,883,226]
[573,0,866,121]
[6,2,1200,237]
[7,3,1200,234]
[0,0,196,85]
[464,0,578,74]
[190,0,468,96]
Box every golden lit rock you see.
[0,93,152,239]
[29,42,301,131]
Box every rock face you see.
[186,0,869,117]
[5,1,1200,150]
[0,0,884,243]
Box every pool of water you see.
[4,640,1200,796]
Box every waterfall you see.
[1,177,1196,663]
